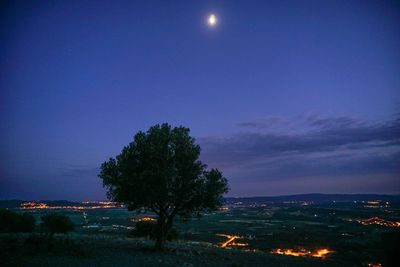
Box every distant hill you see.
[0,200,24,209]
[1,194,400,209]
[225,193,400,204]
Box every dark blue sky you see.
[1,0,399,200]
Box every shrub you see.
[130,221,156,239]
[41,213,74,237]
[0,209,14,233]
[130,221,178,241]
[14,213,36,232]
[0,208,35,233]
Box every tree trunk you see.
[155,231,166,251]
[154,214,173,251]
[155,214,167,251]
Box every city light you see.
[131,217,157,222]
[20,201,123,210]
[357,217,400,227]
[216,234,248,248]
[271,248,333,259]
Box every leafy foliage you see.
[0,208,35,233]
[99,123,228,249]
[41,213,74,236]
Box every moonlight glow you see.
[208,14,217,26]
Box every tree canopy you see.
[99,123,228,249]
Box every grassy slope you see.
[0,234,353,267]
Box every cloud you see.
[3,114,398,199]
[306,116,365,130]
[236,116,286,130]
[199,114,400,192]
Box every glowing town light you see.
[216,234,248,248]
[357,217,400,227]
[271,248,333,259]
[131,217,157,222]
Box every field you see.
[1,197,399,267]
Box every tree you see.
[41,213,74,238]
[99,123,228,250]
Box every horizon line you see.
[1,192,400,202]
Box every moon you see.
[208,14,217,26]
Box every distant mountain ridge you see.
[225,193,400,203]
[1,194,400,209]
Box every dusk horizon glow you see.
[1,0,399,200]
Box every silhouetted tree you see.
[99,123,228,250]
[0,209,35,233]
[41,213,74,238]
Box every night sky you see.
[1,0,399,200]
